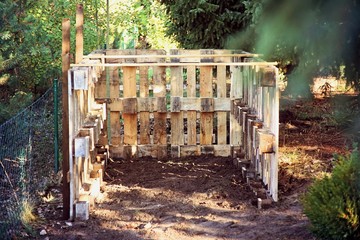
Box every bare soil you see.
[34,96,353,240]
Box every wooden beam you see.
[217,65,227,145]
[200,66,213,145]
[75,4,84,64]
[186,66,197,145]
[61,18,71,220]
[123,67,137,146]
[153,66,167,149]
[170,66,184,145]
[71,62,278,68]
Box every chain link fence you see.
[0,82,62,239]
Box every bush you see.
[302,149,360,240]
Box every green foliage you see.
[106,0,177,49]
[302,149,360,239]
[160,0,246,48]
[0,91,33,123]
[227,0,360,97]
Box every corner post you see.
[62,18,71,220]
[76,4,84,64]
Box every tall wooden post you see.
[62,18,71,220]
[75,4,84,64]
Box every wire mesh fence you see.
[0,83,62,239]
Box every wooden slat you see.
[186,66,200,146]
[123,66,137,145]
[230,65,243,99]
[72,62,278,68]
[180,145,201,157]
[170,66,184,145]
[110,67,120,98]
[110,111,121,145]
[153,66,167,145]
[217,65,227,144]
[214,145,231,157]
[200,66,213,145]
[139,66,150,144]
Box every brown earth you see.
[33,96,353,240]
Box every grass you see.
[21,200,36,224]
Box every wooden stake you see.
[75,4,84,64]
[62,18,71,220]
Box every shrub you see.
[302,149,360,240]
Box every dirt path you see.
[43,156,314,240]
[38,97,355,240]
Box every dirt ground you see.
[35,96,354,240]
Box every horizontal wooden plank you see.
[109,99,123,111]
[109,97,230,112]
[71,61,277,68]
[180,145,201,157]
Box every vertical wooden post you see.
[139,66,150,144]
[110,67,121,145]
[230,65,242,151]
[186,66,197,145]
[75,4,83,64]
[170,66,184,149]
[61,18,70,220]
[217,65,227,145]
[200,66,213,145]
[153,66,167,158]
[123,67,137,146]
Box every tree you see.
[161,0,360,98]
[160,0,247,48]
[106,0,177,49]
[228,0,360,98]
[0,0,101,123]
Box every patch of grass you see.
[20,200,36,225]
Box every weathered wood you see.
[217,65,227,145]
[180,145,201,157]
[230,65,243,99]
[110,111,121,145]
[171,96,181,112]
[75,4,84,64]
[156,97,167,112]
[67,49,280,202]
[110,67,120,98]
[170,66,184,145]
[62,18,71,220]
[180,66,199,144]
[109,98,123,111]
[230,112,241,146]
[257,129,275,154]
[261,67,276,87]
[139,66,150,144]
[214,145,231,157]
[200,98,214,112]
[123,67,137,146]
[171,145,180,158]
[122,98,137,114]
[75,136,90,158]
[153,66,167,145]
[72,61,278,68]
[200,66,213,145]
